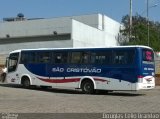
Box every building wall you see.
[71,14,121,47]
[0,54,8,66]
[0,18,73,64]
[72,14,121,46]
[72,14,99,29]
[0,17,71,38]
[0,14,120,40]
[72,19,105,47]
[0,16,73,56]
[103,15,121,46]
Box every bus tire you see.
[81,80,94,94]
[22,77,30,88]
[1,73,6,82]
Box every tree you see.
[118,14,160,51]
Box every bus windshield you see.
[8,53,19,72]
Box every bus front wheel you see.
[81,80,94,94]
[22,77,30,88]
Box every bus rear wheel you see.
[22,77,30,88]
[81,80,94,94]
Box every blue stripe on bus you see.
[24,64,138,83]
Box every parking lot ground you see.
[0,83,160,113]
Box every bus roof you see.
[10,45,153,54]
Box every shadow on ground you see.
[0,83,145,96]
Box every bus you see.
[6,46,155,94]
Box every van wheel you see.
[81,80,94,94]
[22,78,30,88]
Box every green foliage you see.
[118,14,160,51]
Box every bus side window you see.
[54,52,68,64]
[113,51,126,64]
[55,54,62,63]
[20,53,27,63]
[90,53,96,64]
[113,50,135,65]
[90,51,111,65]
[21,52,36,64]
[37,52,50,63]
[81,52,90,64]
[70,52,82,64]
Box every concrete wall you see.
[71,14,121,47]
[0,14,102,39]
[103,15,121,46]
[72,14,121,46]
[72,14,100,29]
[72,19,105,47]
[0,17,71,38]
[0,14,120,40]
[0,16,73,56]
[0,54,8,65]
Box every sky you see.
[0,0,159,23]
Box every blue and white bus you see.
[6,46,155,94]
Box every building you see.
[0,13,121,65]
